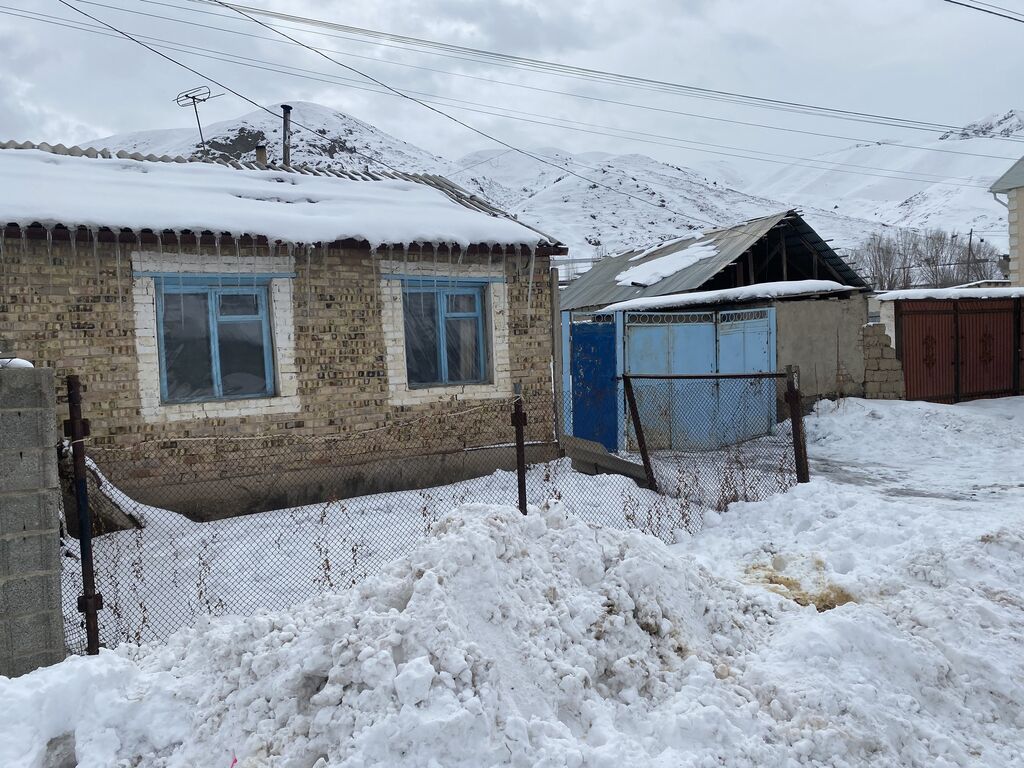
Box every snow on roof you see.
[991,155,1024,194]
[0,147,554,249]
[614,241,718,287]
[877,286,1024,301]
[600,279,853,312]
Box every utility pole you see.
[967,228,974,281]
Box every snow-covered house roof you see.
[990,156,1024,194]
[599,280,855,313]
[560,210,866,311]
[0,141,563,251]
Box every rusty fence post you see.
[622,375,659,493]
[64,375,103,654]
[784,366,810,484]
[511,385,528,515]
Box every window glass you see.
[446,317,481,382]
[158,283,274,403]
[219,293,259,316]
[161,292,215,401]
[447,293,476,314]
[403,284,488,387]
[218,320,268,397]
[403,291,440,385]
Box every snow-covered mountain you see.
[749,111,1023,248]
[88,102,1017,268]
[89,102,454,176]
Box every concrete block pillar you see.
[0,367,65,677]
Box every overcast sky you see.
[3,0,1023,180]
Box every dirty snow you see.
[614,241,719,287]
[4,397,1024,767]
[601,279,851,312]
[0,148,549,249]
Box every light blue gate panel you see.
[624,322,672,450]
[718,308,776,444]
[669,315,717,449]
[625,312,718,451]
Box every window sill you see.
[388,380,512,406]
[141,393,302,423]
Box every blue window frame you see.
[155,276,276,403]
[402,280,489,387]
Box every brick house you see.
[991,158,1024,285]
[1,142,565,516]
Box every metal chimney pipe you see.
[255,144,268,166]
[281,104,292,166]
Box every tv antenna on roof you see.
[175,86,223,155]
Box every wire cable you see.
[63,0,1020,163]
[52,0,407,176]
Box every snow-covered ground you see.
[5,397,1024,767]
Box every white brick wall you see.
[130,250,301,423]
[1009,189,1021,287]
[378,259,513,406]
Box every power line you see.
[186,0,1024,143]
[48,0,406,176]
[200,0,718,222]
[941,0,1024,22]
[4,7,997,190]
[65,0,1021,163]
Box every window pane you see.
[219,293,259,317]
[447,293,476,313]
[218,320,269,397]
[404,291,439,384]
[446,317,481,382]
[162,292,215,401]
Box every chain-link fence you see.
[622,373,804,512]
[61,373,807,654]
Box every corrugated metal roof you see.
[0,140,564,248]
[560,210,865,311]
[990,156,1024,193]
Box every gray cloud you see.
[0,0,1021,179]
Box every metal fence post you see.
[622,375,659,493]
[64,375,103,654]
[511,385,528,514]
[784,366,810,484]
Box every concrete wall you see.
[775,294,869,402]
[0,367,65,676]
[4,233,555,515]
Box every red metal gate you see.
[896,298,1021,403]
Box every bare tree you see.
[851,228,1002,289]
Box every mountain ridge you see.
[88,101,1016,267]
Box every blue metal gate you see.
[624,312,717,449]
[717,309,775,444]
[624,308,776,449]
[570,320,619,451]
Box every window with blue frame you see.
[402,281,489,386]
[156,277,276,403]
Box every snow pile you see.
[0,357,33,368]
[614,241,719,287]
[5,504,778,767]
[602,279,851,312]
[0,149,549,249]
[7,398,1024,766]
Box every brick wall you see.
[1008,188,1020,287]
[1,231,556,513]
[861,323,905,400]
